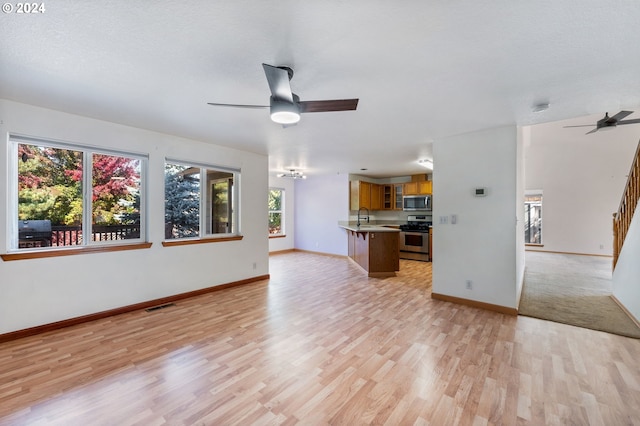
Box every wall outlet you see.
[439,216,448,225]
[465,280,472,290]
[252,262,257,270]
[599,244,604,250]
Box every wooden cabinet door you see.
[404,182,418,195]
[350,180,360,210]
[350,180,373,210]
[394,184,403,209]
[360,181,372,209]
[418,181,432,194]
[370,183,382,210]
[382,184,393,209]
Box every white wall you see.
[294,173,350,256]
[432,126,520,309]
[612,208,640,321]
[268,175,295,252]
[0,99,269,334]
[525,114,639,255]
[516,127,526,305]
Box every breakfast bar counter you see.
[339,223,400,277]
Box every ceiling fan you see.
[564,111,640,135]
[207,63,359,126]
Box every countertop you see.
[338,222,401,233]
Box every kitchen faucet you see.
[357,207,370,227]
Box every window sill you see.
[525,243,544,247]
[269,234,286,239]
[162,235,243,247]
[1,242,152,261]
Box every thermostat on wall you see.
[474,187,488,197]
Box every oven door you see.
[399,231,429,253]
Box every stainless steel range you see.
[399,215,431,262]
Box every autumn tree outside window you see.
[10,135,147,250]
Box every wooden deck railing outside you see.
[613,139,640,269]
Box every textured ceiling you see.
[2,1,640,178]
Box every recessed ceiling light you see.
[360,168,368,171]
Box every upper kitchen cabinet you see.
[405,175,432,195]
[350,180,371,210]
[370,183,382,210]
[394,184,403,210]
[350,180,382,210]
[382,184,393,210]
[418,180,432,194]
[404,181,418,195]
[350,175,430,210]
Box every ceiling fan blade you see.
[298,99,359,113]
[207,102,268,109]
[585,128,599,135]
[609,110,634,122]
[617,119,640,125]
[262,64,293,103]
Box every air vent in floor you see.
[145,303,176,312]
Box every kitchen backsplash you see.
[349,210,432,224]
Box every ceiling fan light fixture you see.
[418,159,433,169]
[277,169,306,179]
[270,98,300,124]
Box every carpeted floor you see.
[520,251,640,338]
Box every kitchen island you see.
[339,223,400,277]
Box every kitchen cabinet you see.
[418,181,432,194]
[405,180,432,195]
[394,184,403,210]
[343,226,399,277]
[404,182,418,195]
[350,180,372,210]
[370,183,382,210]
[351,176,430,210]
[382,184,393,210]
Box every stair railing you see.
[613,139,640,269]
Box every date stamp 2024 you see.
[2,2,45,14]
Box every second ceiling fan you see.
[564,111,640,134]
[208,63,359,126]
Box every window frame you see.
[163,158,241,242]
[268,187,285,237]
[8,134,148,253]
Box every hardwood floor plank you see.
[1,252,640,424]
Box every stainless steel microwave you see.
[403,195,432,211]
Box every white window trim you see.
[164,158,241,240]
[268,187,285,237]
[9,134,148,252]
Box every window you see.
[524,192,542,244]
[164,160,239,239]
[268,188,284,236]
[11,135,146,250]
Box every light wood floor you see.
[1,251,640,425]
